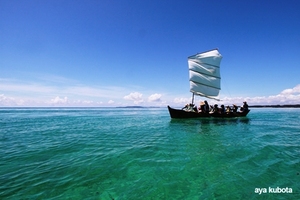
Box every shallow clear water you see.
[0,108,299,199]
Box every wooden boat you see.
[168,106,250,119]
[167,49,250,119]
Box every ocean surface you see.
[0,107,299,199]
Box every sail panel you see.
[188,57,221,67]
[190,82,220,97]
[188,49,222,66]
[188,49,222,97]
[188,60,220,78]
[189,70,220,89]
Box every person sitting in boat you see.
[226,105,231,113]
[183,104,188,110]
[209,105,214,112]
[220,105,225,114]
[232,104,238,112]
[240,101,249,112]
[198,102,205,113]
[210,104,219,114]
[204,100,210,113]
[182,104,190,111]
[193,104,198,112]
[183,103,197,112]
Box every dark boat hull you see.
[167,106,210,118]
[167,106,250,119]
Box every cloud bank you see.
[1,78,300,107]
[212,84,300,106]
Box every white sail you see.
[188,49,222,99]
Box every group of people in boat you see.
[183,101,249,114]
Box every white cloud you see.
[148,93,162,102]
[108,100,114,104]
[0,94,44,106]
[280,84,300,95]
[123,92,144,104]
[50,96,68,105]
[173,97,191,104]
[0,94,19,106]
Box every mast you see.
[191,93,195,105]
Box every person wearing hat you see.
[241,101,249,112]
[198,101,205,113]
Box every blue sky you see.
[1,0,300,107]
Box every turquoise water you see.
[0,108,299,199]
